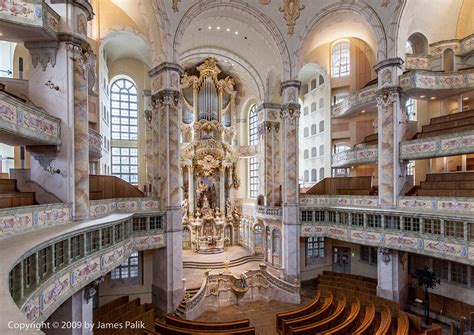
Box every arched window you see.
[310,78,317,90]
[319,167,325,180]
[311,169,317,181]
[319,120,324,133]
[304,149,309,159]
[303,170,309,182]
[304,127,309,137]
[335,144,350,153]
[110,78,138,140]
[319,145,324,156]
[311,102,317,113]
[311,147,317,157]
[319,97,324,109]
[332,41,350,77]
[248,105,259,198]
[443,49,454,72]
[18,57,24,80]
[319,74,324,86]
[249,104,258,145]
[303,106,309,116]
[311,124,317,135]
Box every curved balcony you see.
[400,68,474,98]
[299,207,473,266]
[0,1,60,42]
[88,128,102,161]
[331,84,377,118]
[256,205,282,219]
[332,145,378,168]
[0,90,61,147]
[401,129,474,160]
[1,206,165,332]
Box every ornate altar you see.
[180,58,241,253]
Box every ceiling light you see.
[420,95,425,98]
[361,110,365,113]
[0,32,3,36]
[463,97,469,100]
[235,31,239,35]
[226,28,230,32]
[430,97,436,100]
[208,26,212,30]
[216,26,221,30]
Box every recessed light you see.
[0,32,3,36]
[226,28,230,32]
[420,95,425,98]
[208,26,212,30]
[235,31,239,35]
[216,26,221,30]
[430,97,436,100]
[361,110,365,113]
[463,97,469,100]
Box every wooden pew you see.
[165,314,250,331]
[281,292,333,335]
[321,298,361,335]
[375,306,392,335]
[112,308,155,335]
[396,312,409,335]
[93,296,129,321]
[288,295,346,335]
[154,320,256,334]
[95,298,141,333]
[353,303,376,335]
[275,291,321,332]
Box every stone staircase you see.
[183,254,264,269]
[175,288,200,318]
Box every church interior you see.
[0,0,473,334]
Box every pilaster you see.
[377,248,409,308]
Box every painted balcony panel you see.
[0,1,59,42]
[400,129,474,160]
[405,54,431,70]
[332,145,378,168]
[429,34,474,56]
[88,128,102,161]
[0,91,61,146]
[256,205,282,219]
[89,197,159,218]
[398,196,474,214]
[331,84,377,118]
[300,194,378,208]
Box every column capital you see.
[152,89,181,109]
[280,80,301,105]
[374,57,404,73]
[376,86,401,108]
[24,41,59,71]
[280,103,301,120]
[149,62,183,96]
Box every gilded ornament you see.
[279,0,305,36]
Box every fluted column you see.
[149,62,184,314]
[70,44,91,220]
[375,58,407,208]
[280,81,301,284]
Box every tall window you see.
[110,79,138,140]
[406,98,416,121]
[307,237,324,262]
[332,41,350,77]
[112,147,139,184]
[249,105,259,198]
[111,251,140,281]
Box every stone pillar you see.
[188,165,194,215]
[70,44,91,220]
[280,81,301,282]
[377,248,409,308]
[149,63,184,314]
[144,109,153,193]
[375,58,406,208]
[219,166,225,210]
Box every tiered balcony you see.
[0,0,60,42]
[332,134,378,168]
[331,83,377,118]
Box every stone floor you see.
[195,281,317,335]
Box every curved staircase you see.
[183,254,264,269]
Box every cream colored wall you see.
[95,0,145,39]
[12,44,29,80]
[108,57,150,189]
[97,251,153,306]
[456,0,474,38]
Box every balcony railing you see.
[256,205,282,218]
[399,68,474,92]
[300,194,378,208]
[405,54,431,70]
[88,128,102,161]
[332,145,378,168]
[400,129,474,160]
[0,91,61,146]
[331,84,377,118]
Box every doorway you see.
[333,246,351,273]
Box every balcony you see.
[399,68,474,98]
[256,205,282,219]
[332,145,378,168]
[88,128,102,161]
[331,84,377,118]
[0,89,61,147]
[405,54,431,71]
[0,0,60,43]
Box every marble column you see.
[375,58,406,208]
[377,248,409,308]
[280,81,301,283]
[144,110,153,192]
[188,165,194,215]
[219,166,225,210]
[70,44,91,220]
[149,63,184,314]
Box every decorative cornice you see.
[280,103,301,121]
[374,57,404,73]
[256,103,282,113]
[24,41,59,71]
[153,89,181,108]
[148,62,183,78]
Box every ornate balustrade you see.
[399,69,474,92]
[235,145,259,158]
[300,206,473,266]
[400,129,474,160]
[331,84,377,118]
[429,34,474,57]
[2,211,165,332]
[300,195,378,208]
[0,1,60,42]
[405,54,431,70]
[256,205,282,219]
[184,267,300,320]
[332,145,378,168]
[89,197,159,218]
[398,196,474,214]
[0,91,61,146]
[88,128,102,161]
